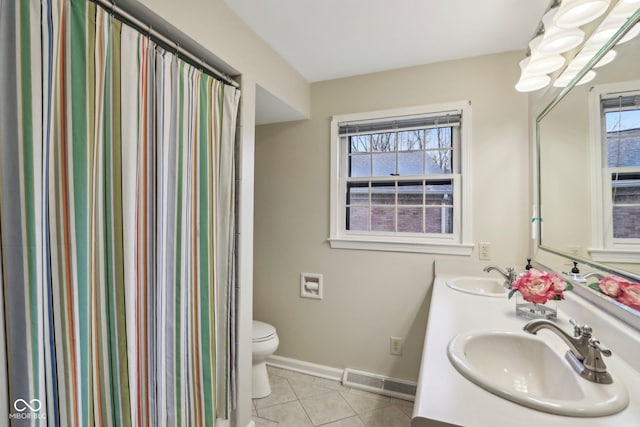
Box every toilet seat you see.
[253,320,276,343]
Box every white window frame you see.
[588,81,640,263]
[328,101,473,254]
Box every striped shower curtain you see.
[0,0,240,426]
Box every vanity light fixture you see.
[515,0,639,92]
[553,1,640,88]
[515,3,577,92]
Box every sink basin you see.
[447,330,629,417]
[446,276,507,296]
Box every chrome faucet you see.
[583,272,605,280]
[483,265,518,288]
[524,319,613,384]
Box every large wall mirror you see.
[536,8,640,327]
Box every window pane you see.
[397,182,423,205]
[613,206,640,238]
[398,151,423,175]
[612,178,640,204]
[426,149,452,174]
[606,109,640,133]
[347,183,369,205]
[371,132,396,152]
[612,173,640,238]
[350,154,371,177]
[425,206,453,234]
[398,207,423,232]
[372,152,396,176]
[425,127,452,150]
[612,173,640,203]
[347,206,369,231]
[371,206,395,231]
[606,108,640,167]
[607,138,640,167]
[397,130,423,151]
[350,135,370,153]
[426,181,453,206]
[371,182,395,205]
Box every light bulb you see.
[515,58,551,92]
[554,0,611,29]
[553,69,596,87]
[586,17,627,47]
[618,22,640,44]
[611,1,640,18]
[539,7,585,54]
[527,35,566,74]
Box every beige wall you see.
[139,0,310,119]
[254,51,532,381]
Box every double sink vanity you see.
[411,260,640,427]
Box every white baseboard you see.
[266,355,416,401]
[266,355,344,382]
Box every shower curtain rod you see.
[91,0,240,88]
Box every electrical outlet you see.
[390,337,403,356]
[478,242,492,261]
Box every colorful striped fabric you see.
[0,1,240,426]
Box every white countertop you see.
[411,262,640,427]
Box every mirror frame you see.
[535,9,640,329]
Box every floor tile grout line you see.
[303,386,360,427]
[287,377,318,427]
[255,367,413,427]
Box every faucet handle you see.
[569,319,592,337]
[583,338,613,382]
[591,339,612,357]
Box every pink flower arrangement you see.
[595,276,640,312]
[509,268,568,304]
[597,275,626,298]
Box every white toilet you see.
[252,320,279,398]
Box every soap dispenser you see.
[519,258,533,278]
[568,261,586,283]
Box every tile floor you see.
[252,366,414,427]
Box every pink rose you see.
[598,276,625,298]
[618,283,640,311]
[512,269,566,304]
[550,274,567,297]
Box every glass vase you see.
[515,293,557,321]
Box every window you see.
[329,102,473,254]
[589,82,640,262]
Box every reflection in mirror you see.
[536,9,640,326]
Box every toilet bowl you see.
[252,320,279,398]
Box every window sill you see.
[328,236,474,255]
[588,247,640,264]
